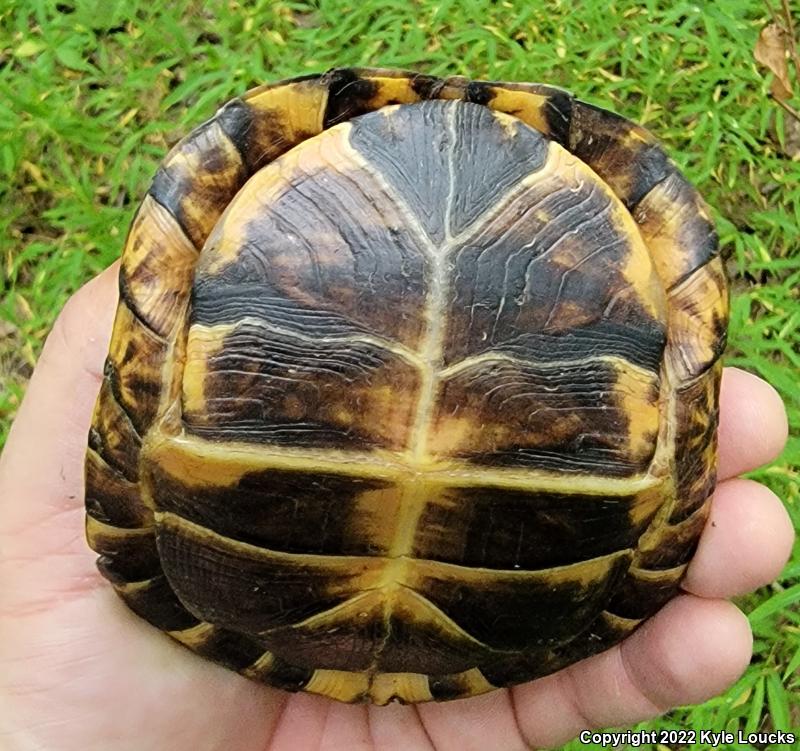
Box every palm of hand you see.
[0,267,792,751]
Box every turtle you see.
[84,66,729,705]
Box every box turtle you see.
[85,67,729,704]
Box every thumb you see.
[0,264,118,608]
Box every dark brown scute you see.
[428,670,491,701]
[262,657,315,693]
[633,171,719,291]
[323,68,381,126]
[569,100,671,208]
[477,610,638,688]
[435,359,659,475]
[88,378,141,482]
[94,535,161,585]
[412,487,654,570]
[191,627,268,672]
[85,450,148,527]
[183,320,421,451]
[464,81,494,106]
[415,554,631,651]
[155,521,366,633]
[117,575,201,632]
[262,594,488,674]
[671,368,720,523]
[104,341,164,438]
[263,603,382,672]
[191,165,428,346]
[606,567,684,620]
[349,100,549,242]
[214,99,257,173]
[148,121,246,249]
[410,72,444,99]
[636,499,711,569]
[149,462,393,557]
[440,163,667,366]
[541,89,573,146]
[545,610,641,673]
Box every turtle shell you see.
[85,67,728,704]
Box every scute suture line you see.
[437,351,657,381]
[192,316,423,369]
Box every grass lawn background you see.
[0,0,798,747]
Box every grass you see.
[1,0,798,747]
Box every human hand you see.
[0,265,793,751]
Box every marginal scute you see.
[85,67,728,705]
[105,301,167,436]
[119,195,197,337]
[170,622,268,672]
[149,119,246,249]
[428,667,496,701]
[236,77,329,171]
[85,448,150,528]
[244,654,315,693]
[480,81,574,145]
[635,495,712,569]
[569,100,671,208]
[89,377,141,482]
[322,67,435,127]
[88,518,161,585]
[633,170,719,290]
[670,361,722,523]
[114,575,201,632]
[606,563,687,620]
[665,257,729,382]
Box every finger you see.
[682,478,794,598]
[0,265,118,611]
[0,264,118,531]
[718,367,788,481]
[368,704,436,751]
[512,596,751,749]
[415,687,529,751]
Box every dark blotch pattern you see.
[435,359,657,475]
[150,463,393,556]
[323,68,381,126]
[94,535,161,586]
[416,555,630,651]
[671,368,720,523]
[85,450,148,528]
[412,487,653,569]
[148,121,246,249]
[214,99,257,171]
[184,320,420,450]
[569,100,671,209]
[192,627,269,672]
[117,575,201,632]
[156,522,363,634]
